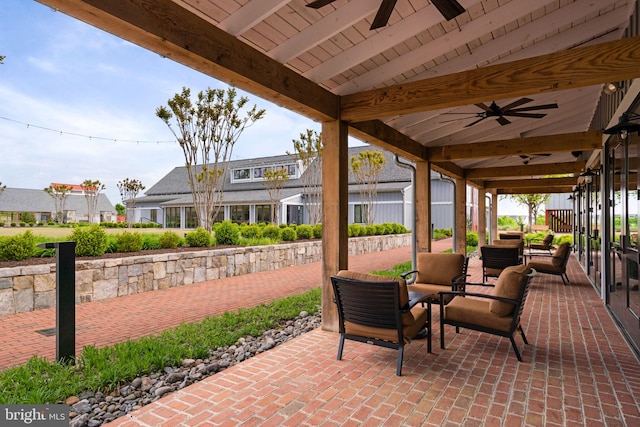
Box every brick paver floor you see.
[3,238,640,425]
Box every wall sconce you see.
[580,168,598,184]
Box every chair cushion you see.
[551,243,570,267]
[444,297,513,332]
[415,253,465,286]
[526,261,562,274]
[345,305,428,344]
[489,264,531,317]
[336,270,412,325]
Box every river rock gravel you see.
[66,310,321,427]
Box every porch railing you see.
[545,209,572,233]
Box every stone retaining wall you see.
[0,234,411,316]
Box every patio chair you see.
[331,270,430,376]
[401,253,469,347]
[439,264,536,361]
[480,245,521,282]
[527,233,555,255]
[526,242,572,285]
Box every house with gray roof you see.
[0,186,116,224]
[133,146,461,230]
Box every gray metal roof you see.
[0,187,115,214]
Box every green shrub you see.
[279,223,288,228]
[281,227,297,241]
[116,231,144,252]
[10,223,16,227]
[261,225,282,240]
[19,222,25,227]
[0,222,4,227]
[214,221,240,245]
[313,223,322,238]
[364,225,376,236]
[0,231,35,261]
[158,231,181,249]
[185,227,211,247]
[348,224,363,237]
[296,224,313,240]
[466,232,479,247]
[19,212,36,224]
[141,234,161,250]
[70,224,108,257]
[240,224,262,239]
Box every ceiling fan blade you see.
[507,103,559,112]
[465,117,488,127]
[499,97,533,111]
[496,116,511,126]
[306,0,336,9]
[502,112,547,119]
[431,0,466,21]
[474,103,492,112]
[370,0,397,30]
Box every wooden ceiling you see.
[37,0,640,194]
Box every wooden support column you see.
[491,191,499,242]
[455,178,467,255]
[415,160,431,253]
[478,188,487,247]
[321,120,349,332]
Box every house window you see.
[232,168,250,182]
[354,204,368,224]
[212,208,224,224]
[230,205,250,224]
[185,207,198,228]
[150,209,157,224]
[166,207,181,228]
[256,205,272,223]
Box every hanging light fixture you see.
[604,112,640,140]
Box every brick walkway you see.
[4,239,640,426]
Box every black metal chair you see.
[480,245,521,282]
[331,270,430,376]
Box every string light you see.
[0,115,175,144]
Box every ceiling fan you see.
[443,98,559,128]
[306,0,466,30]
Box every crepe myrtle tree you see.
[287,129,323,225]
[81,179,105,224]
[157,86,265,233]
[117,178,145,226]
[44,184,73,223]
[263,167,289,224]
[350,150,386,226]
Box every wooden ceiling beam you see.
[37,0,339,122]
[341,36,640,122]
[485,177,577,189]
[497,187,573,195]
[466,162,586,179]
[348,121,427,162]
[429,130,602,161]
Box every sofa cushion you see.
[415,253,465,286]
[489,264,531,317]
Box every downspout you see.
[394,155,417,270]
[439,173,456,252]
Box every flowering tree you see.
[157,87,265,233]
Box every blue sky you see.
[1,0,326,206]
[1,0,526,216]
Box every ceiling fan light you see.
[431,0,466,21]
